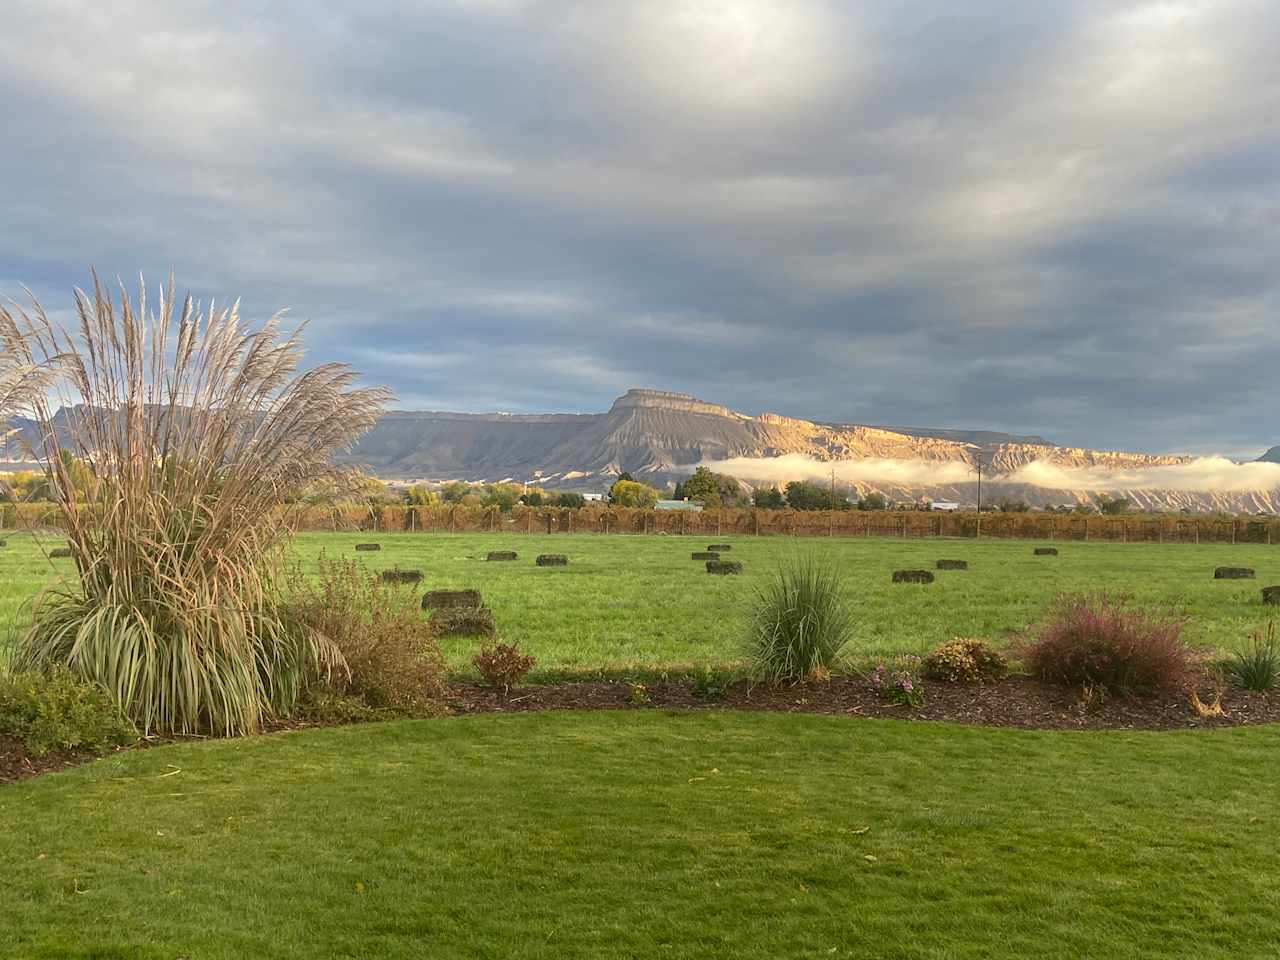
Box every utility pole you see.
[975,457,983,539]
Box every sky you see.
[1,1,1278,457]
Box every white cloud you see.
[706,454,975,486]
[1009,457,1280,493]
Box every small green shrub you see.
[922,638,1009,684]
[0,669,136,756]
[472,642,536,694]
[748,554,853,682]
[627,682,650,705]
[692,668,730,701]
[1226,623,1279,692]
[284,557,447,717]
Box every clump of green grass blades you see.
[0,273,390,736]
[1226,622,1279,691]
[748,553,853,681]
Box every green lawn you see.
[3,531,1278,677]
[1,710,1276,958]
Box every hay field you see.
[4,531,1277,677]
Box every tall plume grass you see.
[748,553,853,682]
[0,273,391,735]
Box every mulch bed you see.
[0,735,92,786]
[446,673,1280,732]
[6,674,1278,786]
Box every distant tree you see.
[482,483,523,511]
[405,484,438,506]
[785,480,851,511]
[440,480,472,503]
[753,486,785,509]
[856,492,888,512]
[1095,494,1130,516]
[520,490,544,507]
[714,472,749,507]
[609,479,659,509]
[679,466,722,505]
[554,492,586,509]
[998,499,1030,513]
[1073,503,1096,515]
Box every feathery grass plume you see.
[748,552,853,682]
[0,273,392,735]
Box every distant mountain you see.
[337,388,1280,513]
[1257,446,1280,464]
[9,390,1280,512]
[866,425,1054,447]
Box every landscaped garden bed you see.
[447,672,1280,730]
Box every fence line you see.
[295,505,1276,545]
[5,502,1276,545]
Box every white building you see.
[930,500,961,512]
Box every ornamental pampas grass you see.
[0,273,391,735]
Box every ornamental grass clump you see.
[0,274,390,736]
[748,554,853,682]
[1225,622,1279,692]
[1023,594,1191,697]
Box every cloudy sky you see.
[2,1,1278,455]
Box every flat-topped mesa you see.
[609,389,748,420]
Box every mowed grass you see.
[2,711,1278,959]
[3,531,1278,677]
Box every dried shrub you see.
[284,557,446,716]
[691,551,720,561]
[922,638,1008,684]
[1023,594,1191,696]
[472,642,536,694]
[536,554,568,566]
[487,551,517,562]
[936,559,968,570]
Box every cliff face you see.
[7,390,1279,512]
[333,388,1280,512]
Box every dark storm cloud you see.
[1,0,1278,455]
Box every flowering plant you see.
[868,658,925,707]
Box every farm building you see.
[930,500,961,511]
[655,499,703,512]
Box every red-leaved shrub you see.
[472,642,536,694]
[1023,594,1191,696]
